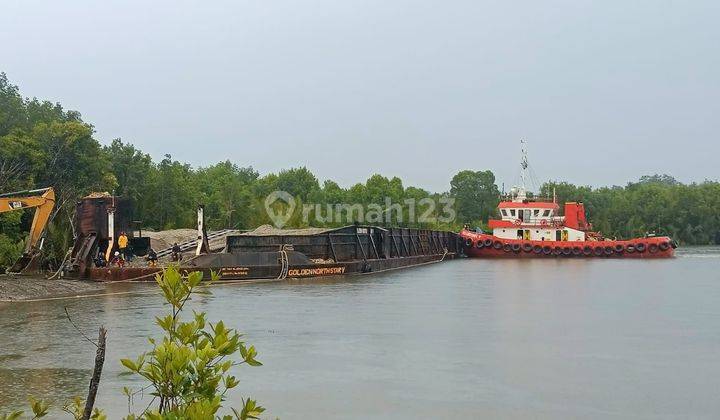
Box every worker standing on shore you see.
[118,231,129,260]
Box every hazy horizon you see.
[2,0,718,192]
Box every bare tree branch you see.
[63,306,100,348]
[83,326,107,420]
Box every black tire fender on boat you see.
[522,243,533,252]
[636,243,646,253]
[659,241,670,251]
[465,238,472,247]
[493,240,503,249]
[533,245,543,254]
[572,246,582,255]
[649,243,659,253]
[594,246,604,256]
[503,243,512,252]
[542,245,552,254]
[626,245,636,253]
[484,238,494,247]
[512,243,522,252]
[614,244,624,253]
[553,246,562,255]
[562,246,572,255]
[583,245,593,255]
[476,240,484,249]
[604,246,613,255]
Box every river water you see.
[1,247,719,419]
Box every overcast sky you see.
[2,0,718,192]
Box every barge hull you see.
[87,253,453,282]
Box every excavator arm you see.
[0,187,56,272]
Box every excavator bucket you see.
[8,252,41,274]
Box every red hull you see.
[459,230,675,258]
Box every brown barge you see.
[68,194,460,282]
[88,225,459,282]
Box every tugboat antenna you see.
[517,140,529,201]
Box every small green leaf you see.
[120,358,137,371]
[246,357,263,367]
[0,411,24,420]
[28,396,50,418]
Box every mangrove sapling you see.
[0,266,263,419]
[120,266,265,419]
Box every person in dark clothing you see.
[171,243,182,262]
[126,242,134,262]
[146,247,158,267]
[95,252,106,268]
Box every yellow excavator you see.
[0,187,55,273]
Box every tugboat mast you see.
[514,140,529,202]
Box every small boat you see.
[459,143,676,258]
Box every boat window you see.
[543,209,551,217]
[517,230,523,239]
[510,209,516,217]
[501,209,508,217]
[523,209,531,221]
[555,230,562,241]
[534,209,540,216]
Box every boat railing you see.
[498,194,556,203]
[496,215,565,227]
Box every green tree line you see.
[1,73,718,268]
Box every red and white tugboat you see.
[459,144,676,258]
